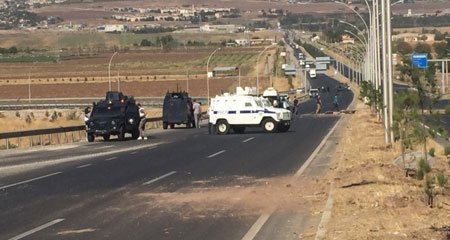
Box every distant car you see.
[296,88,305,93]
[336,84,351,91]
[309,89,319,98]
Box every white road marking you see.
[7,218,65,240]
[0,142,164,178]
[207,150,226,158]
[142,171,177,186]
[97,145,114,150]
[76,164,91,169]
[0,172,62,190]
[295,117,343,177]
[130,151,138,155]
[242,137,255,143]
[241,214,272,240]
[105,157,117,161]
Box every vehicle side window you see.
[244,102,252,107]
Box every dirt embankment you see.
[323,102,450,239]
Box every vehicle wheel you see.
[233,127,245,134]
[87,133,95,142]
[103,134,110,141]
[215,120,230,135]
[131,127,139,139]
[117,125,125,141]
[278,124,290,132]
[262,118,277,133]
[170,123,175,129]
[163,122,168,130]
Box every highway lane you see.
[0,74,353,240]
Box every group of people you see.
[315,93,340,114]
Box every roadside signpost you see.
[412,53,428,68]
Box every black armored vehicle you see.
[162,91,194,129]
[86,91,140,142]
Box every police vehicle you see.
[209,87,291,135]
[162,91,195,129]
[86,91,140,142]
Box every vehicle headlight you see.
[111,120,116,125]
[129,118,134,124]
[89,122,94,127]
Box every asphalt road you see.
[0,75,353,240]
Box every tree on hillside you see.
[396,41,413,56]
[414,42,432,56]
[432,42,447,59]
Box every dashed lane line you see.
[207,150,226,158]
[241,214,272,240]
[0,172,62,190]
[242,137,255,143]
[8,218,65,240]
[105,157,117,161]
[142,171,177,186]
[76,164,91,169]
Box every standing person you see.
[315,95,322,114]
[293,97,299,115]
[332,93,339,111]
[84,107,91,141]
[193,99,201,128]
[137,104,147,140]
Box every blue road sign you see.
[412,53,428,68]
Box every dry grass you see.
[323,103,450,239]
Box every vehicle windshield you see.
[254,99,263,108]
[261,99,272,108]
[92,106,124,117]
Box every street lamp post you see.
[108,52,118,91]
[207,47,221,105]
[256,46,272,96]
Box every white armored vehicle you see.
[209,87,291,135]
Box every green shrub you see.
[419,159,431,173]
[57,112,62,117]
[15,111,20,118]
[445,105,450,115]
[429,148,435,157]
[25,115,32,124]
[0,112,5,118]
[445,146,450,156]
[417,168,424,180]
[437,171,448,187]
[50,111,58,122]
[45,111,50,117]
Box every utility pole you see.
[28,71,31,103]
[387,0,395,144]
[381,0,390,144]
[117,71,120,91]
[187,71,189,93]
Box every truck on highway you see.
[162,91,195,129]
[209,87,291,134]
[86,91,140,142]
[309,68,317,79]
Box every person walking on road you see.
[293,97,299,115]
[315,95,322,114]
[332,93,339,111]
[137,103,147,140]
[84,107,91,141]
[193,99,201,128]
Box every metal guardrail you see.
[0,116,164,150]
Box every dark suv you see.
[162,91,195,129]
[86,91,140,142]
